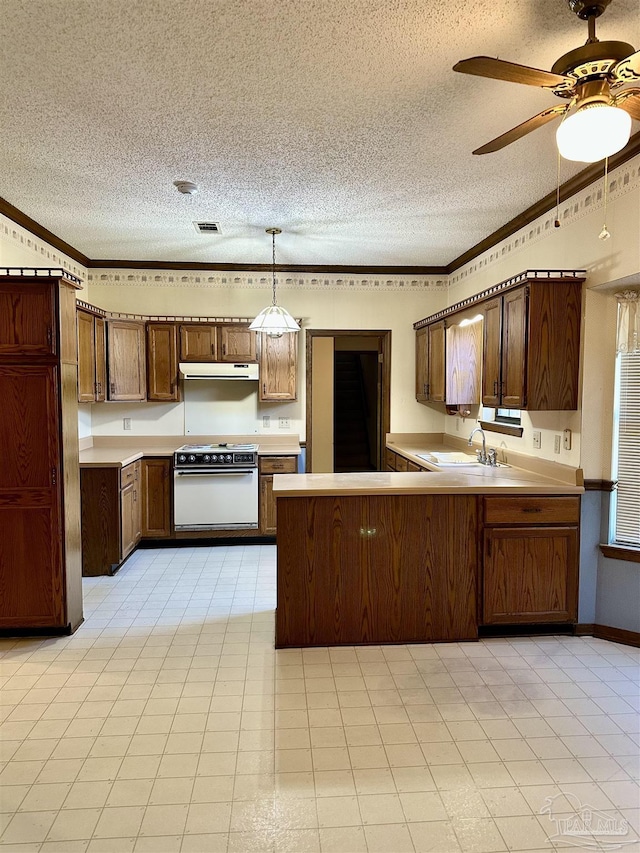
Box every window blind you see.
[614,351,640,547]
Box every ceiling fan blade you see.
[453,56,573,89]
[611,50,640,84]
[473,104,569,155]
[615,88,640,120]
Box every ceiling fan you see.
[454,0,640,161]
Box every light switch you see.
[532,431,541,449]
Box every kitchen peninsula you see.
[274,446,583,648]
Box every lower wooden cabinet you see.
[259,455,297,534]
[81,460,142,575]
[141,457,172,537]
[482,496,579,624]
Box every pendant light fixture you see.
[249,228,300,337]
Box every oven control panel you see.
[174,449,257,467]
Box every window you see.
[495,408,521,425]
[612,351,640,547]
[479,406,523,437]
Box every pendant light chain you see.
[271,230,278,306]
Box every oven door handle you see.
[175,469,256,476]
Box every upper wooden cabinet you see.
[482,280,582,410]
[0,280,56,356]
[219,325,258,363]
[415,272,584,412]
[107,320,147,401]
[77,309,106,402]
[180,324,218,361]
[259,332,298,401]
[147,323,179,402]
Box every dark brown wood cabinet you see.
[0,271,83,632]
[482,280,582,410]
[482,496,579,625]
[259,455,297,534]
[427,321,446,403]
[259,332,298,400]
[219,325,257,363]
[180,324,218,361]
[77,309,106,402]
[415,326,428,402]
[107,320,146,401]
[141,457,172,537]
[81,460,142,575]
[276,493,478,646]
[146,323,179,402]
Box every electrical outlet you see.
[554,434,561,454]
[563,428,572,450]
[262,415,271,428]
[279,417,290,429]
[123,418,131,430]
[532,431,541,449]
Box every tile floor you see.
[0,544,639,853]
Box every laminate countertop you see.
[79,436,301,468]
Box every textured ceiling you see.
[1,0,639,267]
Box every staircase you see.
[334,352,374,472]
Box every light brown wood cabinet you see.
[446,318,482,406]
[481,280,582,410]
[259,332,298,400]
[219,325,258,363]
[0,272,83,631]
[259,455,297,534]
[427,321,446,403]
[146,323,179,402]
[385,448,429,472]
[81,460,142,575]
[77,309,106,402]
[415,326,428,402]
[141,457,172,537]
[107,320,146,401]
[482,496,579,625]
[180,324,218,361]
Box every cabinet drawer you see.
[483,496,580,525]
[385,449,397,471]
[395,455,408,472]
[120,461,140,489]
[259,456,297,474]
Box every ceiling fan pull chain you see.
[555,149,562,228]
[599,157,611,240]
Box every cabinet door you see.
[133,461,142,543]
[95,317,106,402]
[0,281,56,356]
[0,364,64,627]
[107,320,146,401]
[146,323,179,401]
[446,321,482,406]
[427,321,446,403]
[141,458,172,537]
[259,475,276,534]
[483,526,578,624]
[121,482,136,559]
[501,287,527,409]
[482,297,502,406]
[259,332,297,401]
[180,324,218,361]
[415,327,428,402]
[77,310,97,402]
[219,325,257,363]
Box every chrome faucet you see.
[468,426,487,464]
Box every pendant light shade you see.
[250,228,300,337]
[556,103,631,163]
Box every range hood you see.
[179,362,259,380]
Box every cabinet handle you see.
[97,382,102,395]
[211,343,215,355]
[359,527,377,537]
[110,382,116,395]
[493,380,498,396]
[522,507,542,513]
[47,327,53,347]
[423,383,428,396]
[222,344,226,355]
[263,383,266,395]
[51,466,57,486]
[134,490,137,502]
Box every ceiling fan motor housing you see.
[567,0,612,20]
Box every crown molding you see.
[0,196,90,267]
[87,260,447,275]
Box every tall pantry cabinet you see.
[0,269,84,633]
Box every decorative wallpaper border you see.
[0,215,87,282]
[86,270,449,292]
[449,156,640,288]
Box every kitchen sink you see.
[417,452,509,468]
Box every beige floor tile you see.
[493,814,552,850]
[133,835,182,852]
[180,833,228,853]
[451,816,507,852]
[400,791,448,822]
[319,824,367,852]
[45,807,101,841]
[481,786,533,817]
[185,801,232,834]
[148,776,195,804]
[409,819,462,852]
[106,778,154,807]
[40,840,90,853]
[93,806,145,839]
[138,803,188,836]
[86,837,136,853]
[316,795,362,828]
[313,769,356,797]
[364,821,415,852]
[1,810,58,843]
[17,783,72,812]
[275,771,316,800]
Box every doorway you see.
[306,330,391,473]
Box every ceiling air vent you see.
[193,221,221,234]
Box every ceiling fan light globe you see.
[556,104,631,163]
[249,304,300,336]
